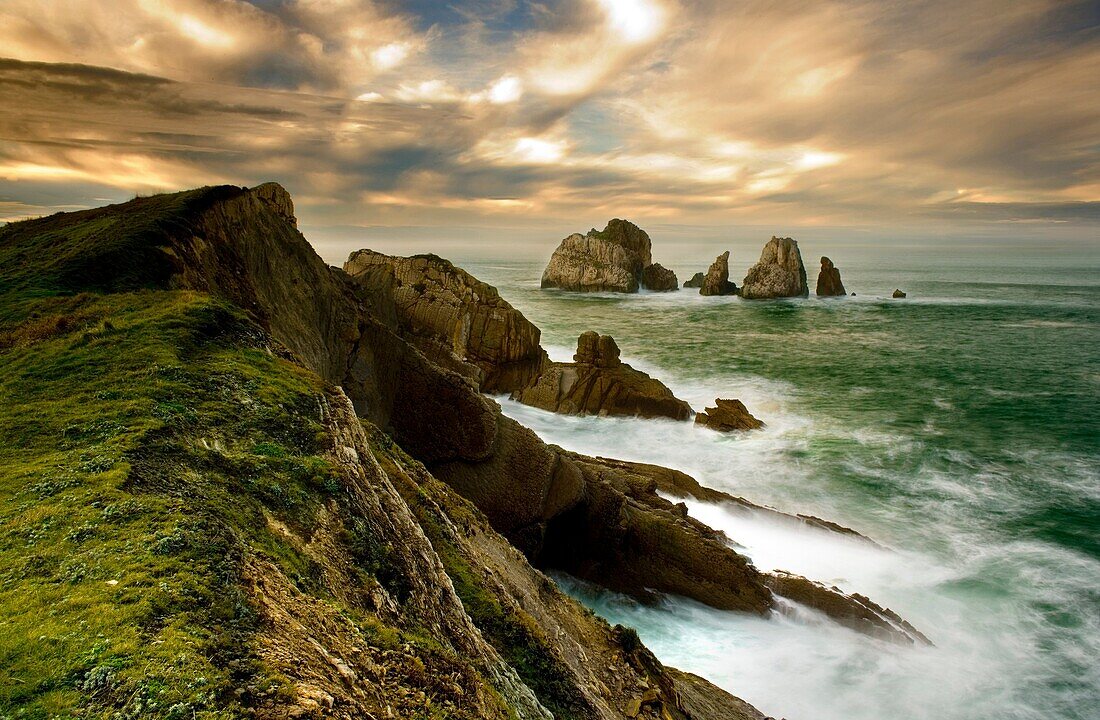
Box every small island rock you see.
[694,399,764,432]
[816,256,846,296]
[892,289,907,298]
[740,237,808,299]
[683,272,706,289]
[541,218,678,293]
[641,262,679,292]
[700,251,738,296]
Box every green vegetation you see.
[368,428,593,720]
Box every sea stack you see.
[740,236,808,299]
[700,251,738,296]
[695,398,764,432]
[540,218,678,293]
[683,272,705,289]
[893,288,907,298]
[816,256,847,296]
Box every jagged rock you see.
[512,332,692,421]
[893,288,907,298]
[740,237,808,299]
[700,251,737,296]
[540,219,652,292]
[695,398,764,432]
[765,571,932,646]
[816,256,846,296]
[641,262,678,292]
[344,249,548,393]
[683,271,705,289]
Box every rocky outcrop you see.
[695,398,764,432]
[766,572,932,646]
[740,237,808,299]
[893,288,907,298]
[540,218,677,293]
[816,256,846,296]
[641,262,678,292]
[344,249,548,393]
[683,271,705,289]
[700,251,737,296]
[512,332,693,421]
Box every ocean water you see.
[456,246,1100,720]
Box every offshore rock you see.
[695,398,764,432]
[893,288,907,298]
[700,251,737,296]
[641,262,678,292]
[540,219,652,292]
[740,237,808,299]
[816,256,847,296]
[512,332,692,421]
[344,249,548,393]
[683,271,705,289]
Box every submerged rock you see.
[683,271,706,289]
[740,237,808,299]
[700,251,737,296]
[816,256,847,296]
[512,332,692,421]
[694,398,764,432]
[641,262,678,292]
[893,288,907,298]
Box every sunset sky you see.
[1,0,1097,258]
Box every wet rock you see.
[682,272,705,289]
[700,251,737,296]
[540,219,652,293]
[512,332,692,421]
[815,256,846,296]
[641,262,678,292]
[740,237,808,299]
[694,398,764,432]
[892,288,907,298]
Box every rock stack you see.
[540,219,678,293]
[740,236,808,299]
[699,251,738,296]
[694,399,764,432]
[816,256,846,296]
[682,272,705,289]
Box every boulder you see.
[700,251,737,296]
[512,332,693,421]
[641,262,678,292]
[815,256,846,296]
[345,250,548,393]
[541,219,652,292]
[683,272,705,289]
[740,237,808,299]
[892,288,907,298]
[694,399,764,432]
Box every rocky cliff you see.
[740,237,809,299]
[540,219,677,293]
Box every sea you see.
[445,244,1100,720]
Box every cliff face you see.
[0,183,771,720]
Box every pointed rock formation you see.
[683,271,705,289]
[512,332,692,421]
[700,251,737,296]
[641,262,678,292]
[694,398,764,432]
[740,236,808,299]
[892,288,907,298]
[816,256,846,296]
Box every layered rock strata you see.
[740,236,808,299]
[512,332,693,421]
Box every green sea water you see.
[455,245,1099,720]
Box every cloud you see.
[0,0,1096,239]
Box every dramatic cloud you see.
[0,0,1097,247]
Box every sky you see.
[0,0,1097,260]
